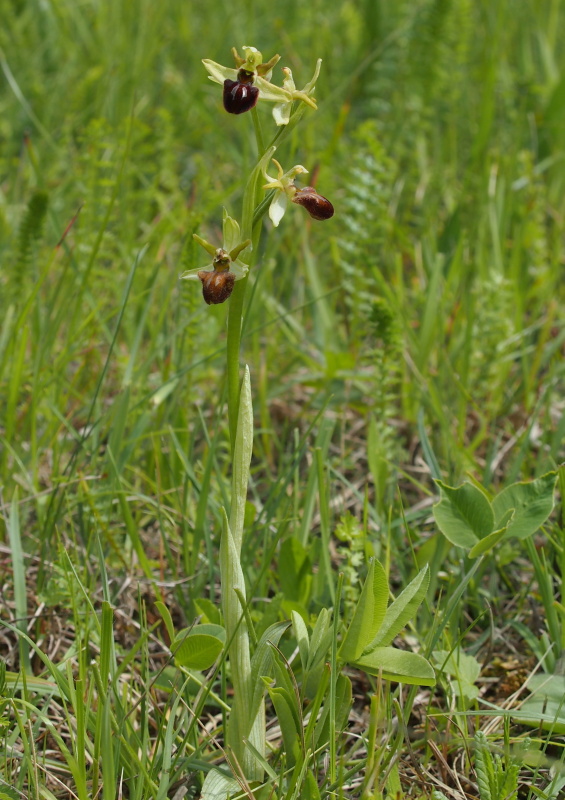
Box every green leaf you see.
[268,687,301,767]
[249,621,290,723]
[302,771,321,800]
[279,537,312,605]
[313,673,352,747]
[291,610,310,671]
[194,597,222,625]
[368,565,430,648]
[201,768,242,800]
[0,788,21,800]
[385,762,402,799]
[492,471,557,540]
[5,671,59,696]
[172,625,225,670]
[229,366,253,554]
[514,700,565,735]
[433,649,481,700]
[433,480,494,547]
[468,510,514,558]
[272,651,300,730]
[155,601,175,642]
[339,559,388,662]
[354,647,436,686]
[307,607,333,671]
[515,673,565,733]
[527,673,565,699]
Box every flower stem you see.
[226,110,268,451]
[251,106,265,154]
[226,276,247,450]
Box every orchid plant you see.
[181,44,334,793]
[180,45,435,800]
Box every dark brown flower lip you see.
[198,270,236,304]
[292,187,334,220]
[223,71,259,114]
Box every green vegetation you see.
[1,0,565,798]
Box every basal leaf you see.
[313,673,352,747]
[279,538,312,606]
[307,608,333,671]
[173,625,225,670]
[433,480,494,548]
[368,565,430,649]
[155,601,175,641]
[433,648,481,700]
[515,673,565,733]
[291,610,310,671]
[249,621,290,722]
[354,646,436,686]
[492,471,557,540]
[268,687,301,767]
[468,509,514,558]
[339,559,388,662]
[0,789,21,800]
[302,771,321,800]
[201,768,242,800]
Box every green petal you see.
[222,209,241,254]
[193,233,217,256]
[229,239,252,261]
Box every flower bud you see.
[198,270,236,304]
[291,187,334,220]
[223,69,259,114]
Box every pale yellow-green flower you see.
[181,211,251,304]
[261,152,308,226]
[202,46,291,108]
[272,59,322,126]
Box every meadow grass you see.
[1,0,565,797]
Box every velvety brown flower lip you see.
[223,69,259,114]
[292,186,334,220]
[198,270,236,304]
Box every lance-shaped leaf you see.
[267,685,301,767]
[433,480,494,548]
[366,565,430,649]
[249,621,290,724]
[307,607,333,671]
[291,610,310,670]
[219,509,247,641]
[354,647,436,686]
[492,471,557,540]
[313,673,352,748]
[339,559,388,662]
[219,508,256,774]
